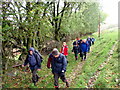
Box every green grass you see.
[70,29,118,88]
[93,43,119,88]
[2,28,118,88]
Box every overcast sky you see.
[101,0,119,25]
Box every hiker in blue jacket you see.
[80,39,89,61]
[87,36,92,52]
[72,44,80,60]
[47,48,69,89]
[22,47,42,86]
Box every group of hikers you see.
[71,37,95,61]
[22,36,95,89]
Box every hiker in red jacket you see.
[60,42,68,58]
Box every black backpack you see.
[34,50,43,63]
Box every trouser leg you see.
[32,69,38,85]
[80,52,82,57]
[88,46,91,52]
[79,49,83,57]
[60,73,69,87]
[60,73,66,82]
[84,52,87,60]
[75,52,78,60]
[81,52,84,60]
[88,47,90,52]
[53,73,59,87]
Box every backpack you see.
[34,50,43,64]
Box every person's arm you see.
[73,41,76,45]
[66,46,68,56]
[72,47,74,54]
[62,56,67,72]
[90,38,92,41]
[72,47,74,52]
[72,49,73,52]
[78,40,80,45]
[60,47,63,53]
[86,41,89,46]
[47,56,52,68]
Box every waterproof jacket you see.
[60,45,68,56]
[24,53,41,70]
[80,42,89,52]
[47,53,67,73]
[73,40,82,45]
[72,45,80,53]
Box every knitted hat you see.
[52,48,59,55]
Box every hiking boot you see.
[36,75,40,82]
[54,86,59,90]
[66,81,69,87]
[81,58,84,61]
[84,57,86,61]
[75,56,78,60]
[34,82,36,86]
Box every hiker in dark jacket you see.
[80,39,89,61]
[87,37,92,52]
[73,37,82,46]
[91,37,95,45]
[72,44,80,60]
[22,47,42,86]
[78,39,83,58]
[73,37,82,58]
[47,48,69,89]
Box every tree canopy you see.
[1,0,107,70]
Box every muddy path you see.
[59,47,94,88]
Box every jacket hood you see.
[29,47,35,52]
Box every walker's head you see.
[52,48,60,57]
[63,42,66,46]
[29,47,34,55]
[76,37,80,40]
[83,39,86,43]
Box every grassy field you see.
[2,28,118,88]
[93,42,119,88]
[70,28,118,88]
